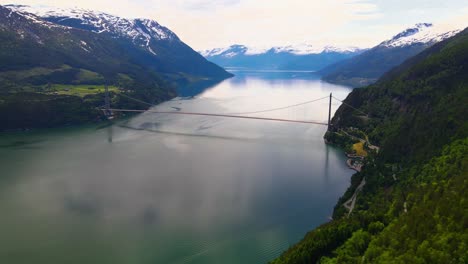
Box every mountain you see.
[271,28,468,263]
[320,23,462,87]
[4,5,232,84]
[0,4,230,130]
[200,44,365,71]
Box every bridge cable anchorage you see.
[105,108,329,126]
[224,95,330,115]
[332,96,369,117]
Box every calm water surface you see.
[0,71,353,264]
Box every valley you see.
[0,2,466,264]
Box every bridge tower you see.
[327,93,332,131]
[104,83,113,120]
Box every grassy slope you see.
[49,84,120,97]
[271,29,468,264]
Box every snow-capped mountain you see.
[321,23,464,87]
[380,23,461,48]
[2,4,231,82]
[271,44,362,55]
[200,44,362,57]
[6,4,177,56]
[200,44,365,71]
[200,45,250,57]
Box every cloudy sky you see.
[1,0,467,50]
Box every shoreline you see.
[0,91,176,133]
[325,136,371,217]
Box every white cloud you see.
[434,7,468,30]
[0,0,466,49]
[145,0,383,49]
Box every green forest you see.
[271,29,468,264]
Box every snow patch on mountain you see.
[3,5,67,30]
[200,44,363,57]
[244,46,271,55]
[271,44,362,55]
[4,4,178,55]
[380,23,461,48]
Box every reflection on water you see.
[0,71,353,264]
[107,126,113,143]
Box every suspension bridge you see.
[101,85,364,131]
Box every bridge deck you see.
[107,108,328,126]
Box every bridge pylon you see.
[327,92,332,131]
[104,83,114,120]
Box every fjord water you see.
[0,71,353,264]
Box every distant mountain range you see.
[320,23,462,87]
[201,23,462,86]
[200,44,366,71]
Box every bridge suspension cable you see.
[119,93,157,107]
[225,95,329,115]
[104,91,337,126]
[106,108,328,125]
[332,96,369,117]
[118,93,330,116]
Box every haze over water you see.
[0,71,354,264]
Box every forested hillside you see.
[271,28,468,263]
[0,5,230,130]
